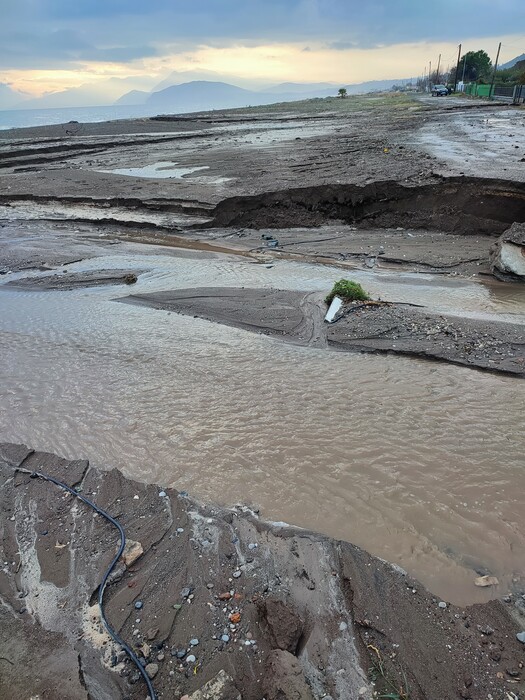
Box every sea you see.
[0,104,162,130]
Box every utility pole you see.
[429,61,432,90]
[436,54,441,84]
[454,43,462,92]
[489,41,502,99]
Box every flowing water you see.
[1,251,524,605]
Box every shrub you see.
[325,279,370,305]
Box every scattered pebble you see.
[158,491,167,498]
[438,602,447,609]
[248,543,257,550]
[176,527,184,534]
[221,634,230,643]
[339,621,348,631]
[181,587,191,598]
[134,601,143,610]
[233,570,242,579]
[145,663,158,679]
[189,638,199,646]
[517,631,525,643]
[133,495,139,500]
[185,655,196,664]
[157,652,165,662]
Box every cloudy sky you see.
[1,0,524,102]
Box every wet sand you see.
[2,443,525,700]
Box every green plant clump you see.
[325,279,370,305]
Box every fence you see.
[463,83,525,103]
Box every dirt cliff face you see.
[1,443,524,700]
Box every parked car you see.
[431,84,449,96]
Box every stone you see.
[232,570,242,579]
[186,669,241,699]
[262,650,315,700]
[146,627,159,641]
[121,540,143,567]
[438,602,447,609]
[489,222,525,281]
[474,575,499,587]
[181,587,191,598]
[134,601,143,610]
[186,654,197,664]
[221,634,230,643]
[517,631,525,643]
[145,663,158,679]
[190,638,199,646]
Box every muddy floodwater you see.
[1,251,524,606]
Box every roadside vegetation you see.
[325,279,370,305]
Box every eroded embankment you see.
[209,177,525,235]
[2,443,525,700]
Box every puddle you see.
[0,251,524,605]
[96,161,231,184]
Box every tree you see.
[337,87,347,98]
[455,50,492,83]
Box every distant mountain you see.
[115,89,149,105]
[500,53,525,70]
[261,82,336,94]
[146,81,274,111]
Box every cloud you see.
[2,0,524,72]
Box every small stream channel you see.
[1,250,524,605]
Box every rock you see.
[190,638,199,646]
[186,669,241,699]
[181,587,191,598]
[262,650,315,700]
[438,602,447,609]
[257,597,303,653]
[232,570,242,578]
[158,491,167,497]
[157,652,165,662]
[221,634,230,643]
[489,222,525,281]
[121,540,143,567]
[134,600,143,610]
[145,663,158,679]
[229,612,241,624]
[477,625,494,636]
[474,575,499,587]
[146,627,159,640]
[186,654,197,664]
[517,631,525,643]
[218,592,232,601]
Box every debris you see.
[229,612,241,624]
[185,670,241,699]
[475,575,499,587]
[324,296,343,324]
[218,592,232,601]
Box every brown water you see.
[1,252,524,605]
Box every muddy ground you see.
[2,443,525,700]
[1,94,525,699]
[123,287,525,376]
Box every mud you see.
[122,287,525,376]
[2,443,525,700]
[6,269,142,290]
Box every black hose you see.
[16,467,157,700]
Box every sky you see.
[1,0,524,105]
